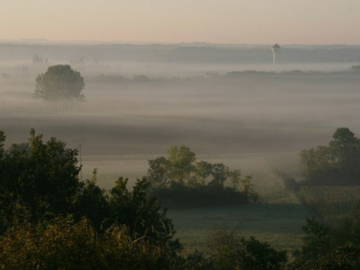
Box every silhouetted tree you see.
[35,65,85,100]
[207,231,287,270]
[301,128,360,185]
[148,145,247,190]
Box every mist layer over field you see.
[1,43,360,190]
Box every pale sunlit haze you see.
[1,0,359,44]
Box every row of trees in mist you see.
[31,63,360,102]
[147,145,258,208]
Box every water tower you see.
[272,44,281,64]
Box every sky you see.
[1,0,359,44]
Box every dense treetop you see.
[35,65,85,100]
[0,129,175,247]
[147,145,258,208]
[301,128,360,185]
[148,145,251,190]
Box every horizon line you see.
[1,39,360,47]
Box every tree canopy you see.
[0,129,81,230]
[35,65,85,100]
[147,145,258,208]
[301,128,360,185]
[288,217,360,270]
[0,129,176,247]
[148,145,249,190]
[207,231,287,270]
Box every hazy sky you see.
[1,0,359,44]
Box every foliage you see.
[301,128,360,185]
[206,231,287,270]
[281,128,360,269]
[73,170,110,231]
[290,244,360,270]
[0,130,177,248]
[0,218,291,270]
[108,177,179,248]
[182,251,216,270]
[289,217,360,270]
[281,128,360,222]
[0,129,81,232]
[35,65,85,100]
[148,145,258,208]
[0,217,180,270]
[10,129,360,269]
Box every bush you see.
[206,231,287,270]
[0,218,180,270]
[108,177,178,248]
[289,217,360,270]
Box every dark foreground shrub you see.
[289,244,360,270]
[206,231,287,270]
[289,218,360,270]
[0,218,180,270]
[0,130,177,249]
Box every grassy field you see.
[167,185,360,253]
[169,203,308,252]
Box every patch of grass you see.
[169,203,308,252]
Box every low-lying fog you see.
[1,43,360,191]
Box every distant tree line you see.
[147,145,258,208]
